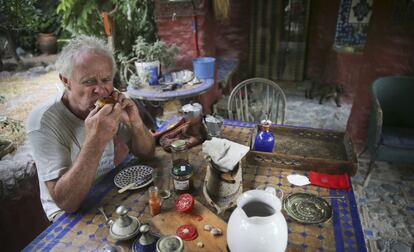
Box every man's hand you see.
[111,90,143,127]
[85,103,122,144]
[111,90,155,159]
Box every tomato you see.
[175,193,194,213]
[176,224,198,241]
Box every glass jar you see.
[171,164,194,193]
[254,120,275,152]
[149,186,161,216]
[171,140,189,166]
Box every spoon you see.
[98,207,114,227]
[117,174,152,194]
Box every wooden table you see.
[24,121,367,252]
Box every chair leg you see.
[363,157,376,187]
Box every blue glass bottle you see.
[254,121,275,152]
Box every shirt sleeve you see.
[28,129,72,182]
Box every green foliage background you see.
[57,0,157,54]
[0,0,62,52]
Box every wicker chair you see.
[227,78,286,124]
[360,76,414,186]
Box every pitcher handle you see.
[258,184,284,200]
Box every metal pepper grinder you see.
[132,224,159,252]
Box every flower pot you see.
[37,33,57,55]
[135,60,160,86]
[135,60,160,75]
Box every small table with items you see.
[24,120,366,252]
[126,79,214,102]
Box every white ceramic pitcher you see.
[227,186,288,252]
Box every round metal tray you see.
[283,192,332,224]
[114,165,154,190]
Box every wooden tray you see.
[248,125,358,175]
[151,200,227,252]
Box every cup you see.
[153,167,172,200]
[146,65,158,86]
[204,115,224,137]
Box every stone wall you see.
[0,141,50,251]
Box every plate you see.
[158,70,194,85]
[283,192,332,224]
[114,165,154,190]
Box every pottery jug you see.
[227,188,288,252]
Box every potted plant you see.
[35,4,62,54]
[118,36,179,88]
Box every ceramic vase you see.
[254,122,275,152]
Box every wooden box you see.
[248,125,358,176]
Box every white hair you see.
[55,35,117,79]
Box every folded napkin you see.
[202,137,250,172]
[308,171,351,191]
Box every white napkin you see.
[287,174,311,186]
[202,137,250,172]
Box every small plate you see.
[283,192,332,224]
[114,165,154,190]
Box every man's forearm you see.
[129,122,155,159]
[48,138,106,212]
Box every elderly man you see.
[27,35,155,221]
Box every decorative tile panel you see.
[334,0,373,48]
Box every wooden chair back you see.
[227,78,286,124]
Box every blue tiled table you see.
[24,120,366,252]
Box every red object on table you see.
[176,224,198,241]
[308,171,351,191]
[176,193,195,213]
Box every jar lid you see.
[171,140,187,150]
[172,164,193,177]
[260,119,272,125]
[156,235,184,252]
